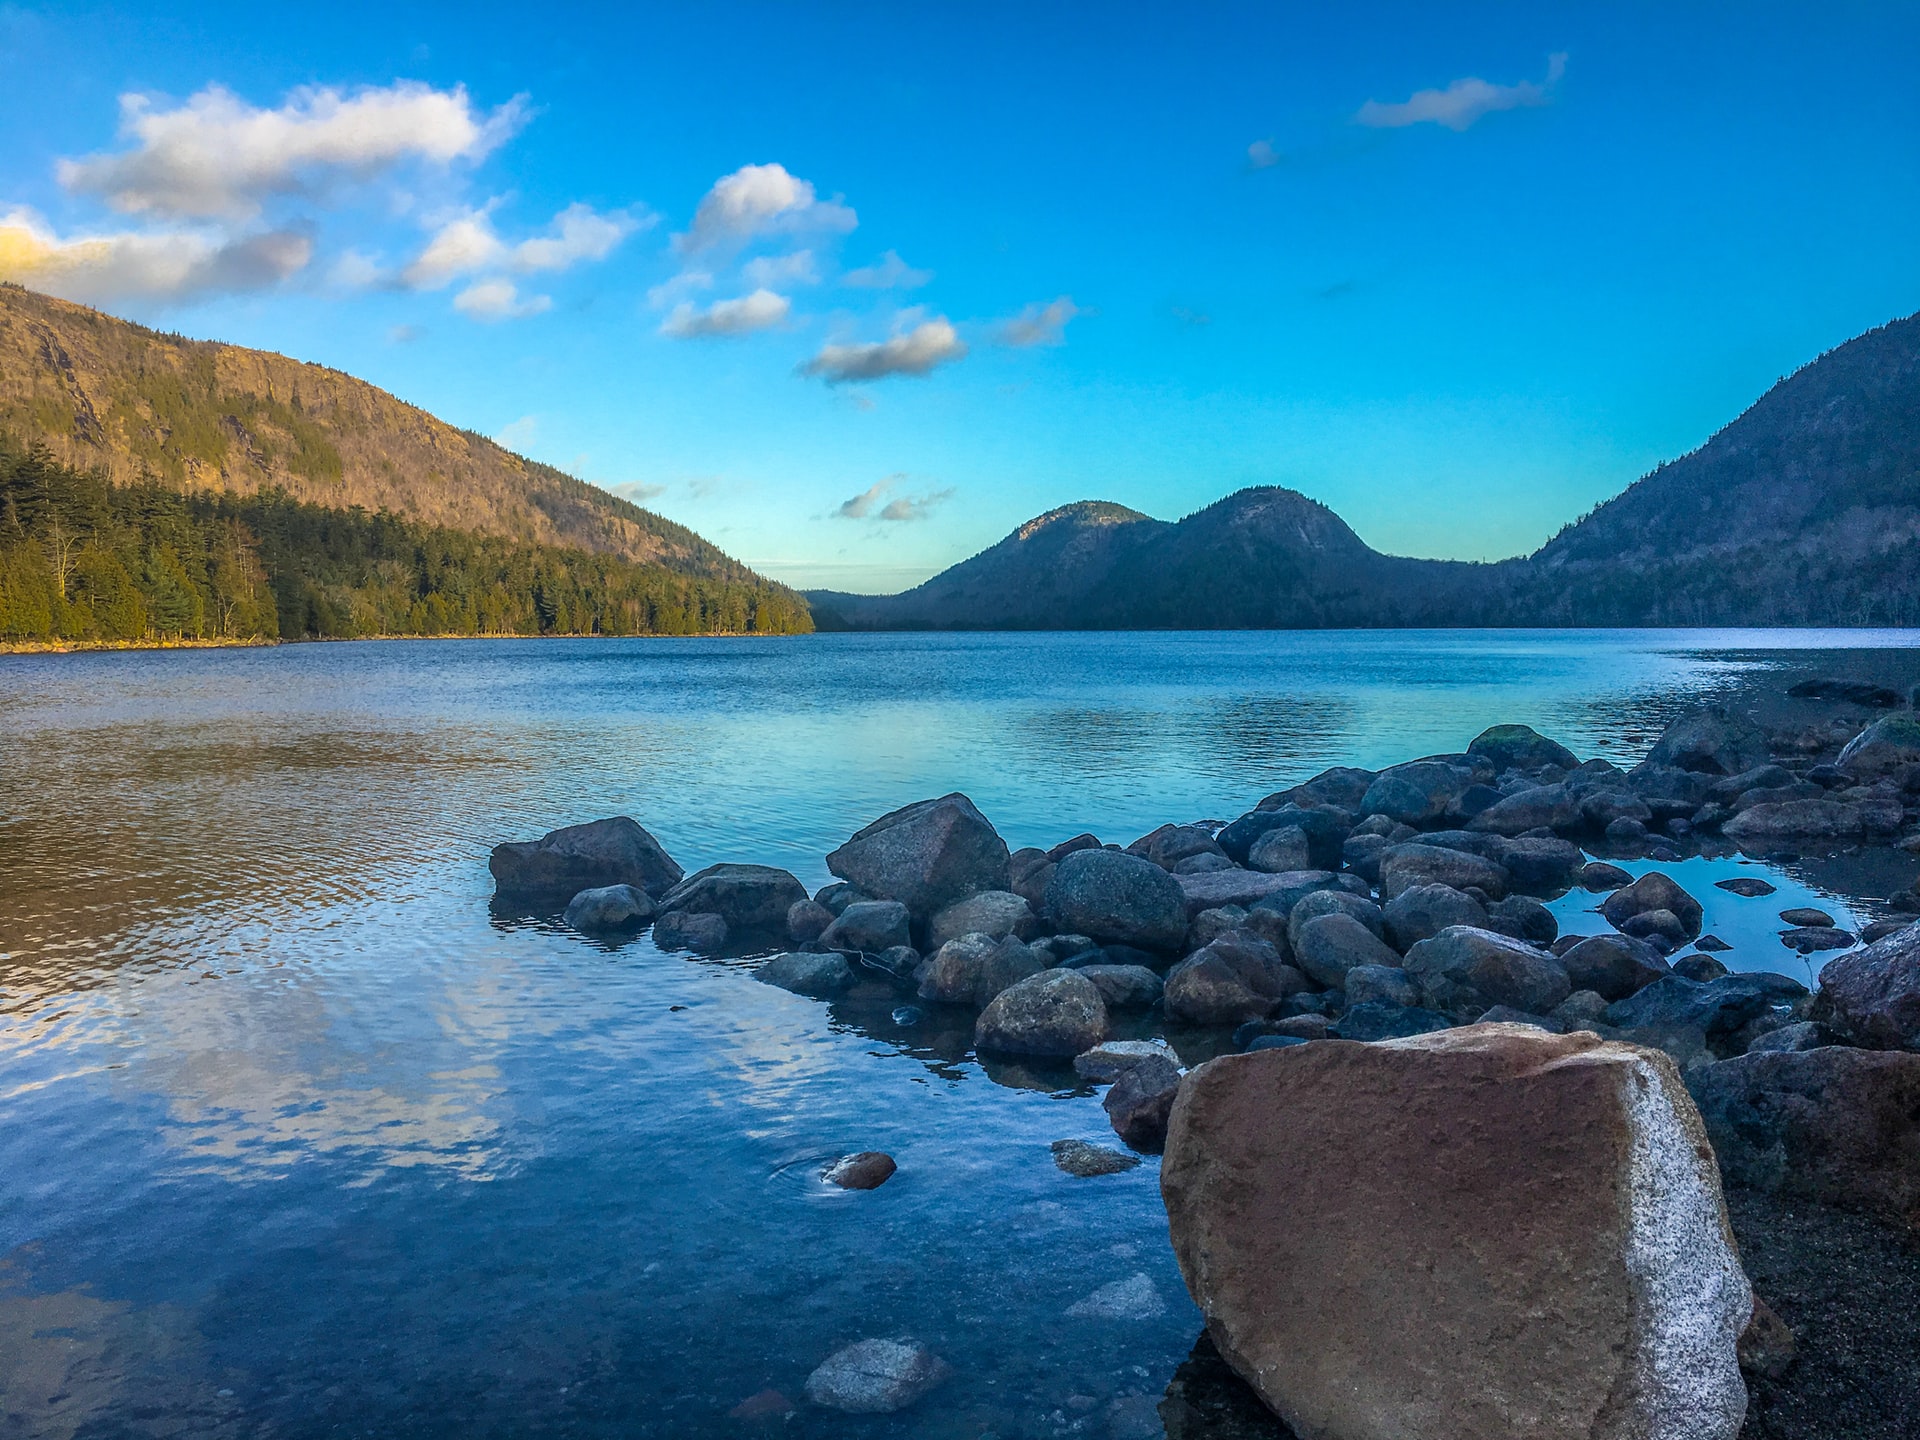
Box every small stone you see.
[1050,1139,1141,1177]
[786,898,835,945]
[1065,1272,1167,1321]
[1695,934,1733,952]
[1779,925,1855,953]
[804,1338,951,1414]
[1074,1038,1181,1083]
[1672,953,1731,983]
[1779,906,1835,927]
[819,899,912,953]
[823,1151,897,1190]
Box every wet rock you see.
[1580,788,1655,832]
[1285,889,1383,951]
[1050,1138,1141,1177]
[1778,905,1834,927]
[1695,934,1733,953]
[1687,1047,1920,1224]
[1716,875,1777,898]
[728,1388,795,1419]
[1863,916,1918,944]
[819,899,913,953]
[786,898,835,945]
[1292,913,1401,989]
[865,945,921,984]
[1378,843,1509,903]
[1621,907,1693,946]
[1640,703,1770,776]
[1047,833,1104,862]
[1175,851,1236,874]
[1076,964,1165,1010]
[1467,723,1579,773]
[1218,805,1348,871]
[1130,823,1228,871]
[1259,764,1377,814]
[804,1338,951,1414]
[757,950,855,996]
[1485,893,1558,946]
[1812,920,1920,1049]
[1246,825,1311,874]
[918,933,1045,1007]
[1725,796,1906,843]
[1178,867,1329,918]
[563,883,655,933]
[1607,816,1651,845]
[658,863,807,933]
[1035,932,1100,965]
[813,881,868,915]
[1343,964,1420,1008]
[1074,1038,1181,1082]
[1467,784,1580,836]
[1065,1272,1167,1321]
[1601,871,1704,940]
[1103,1394,1166,1440]
[1341,832,1389,882]
[1558,933,1673,1001]
[1496,835,1586,893]
[823,1151,896,1190]
[1331,1000,1453,1041]
[652,910,728,954]
[975,969,1108,1057]
[1359,759,1477,826]
[1046,848,1190,952]
[1187,906,1250,949]
[1780,925,1856,954]
[1164,935,1302,1025]
[1604,973,1804,1038]
[1737,1296,1797,1380]
[1162,1027,1752,1440]
[1383,883,1489,951]
[925,890,1035,949]
[1580,860,1636,891]
[1103,1054,1182,1150]
[1673,953,1731,982]
[826,793,1011,919]
[1402,926,1572,1019]
[1788,677,1904,707]
[1836,713,1920,779]
[489,816,683,904]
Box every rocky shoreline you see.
[492,685,1920,1438]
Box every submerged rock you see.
[1050,1138,1141,1177]
[804,1338,951,1414]
[1601,871,1704,940]
[756,950,855,996]
[1065,1272,1167,1321]
[1716,876,1778,898]
[1046,848,1190,951]
[563,883,655,933]
[1160,1026,1752,1440]
[826,793,1011,919]
[823,1151,897,1190]
[974,969,1108,1057]
[1074,1038,1181,1082]
[489,816,682,904]
[652,910,728,954]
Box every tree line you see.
[0,437,812,644]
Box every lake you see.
[2,629,1916,1438]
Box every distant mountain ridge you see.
[810,311,1920,629]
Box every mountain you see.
[0,283,759,584]
[809,311,1920,630]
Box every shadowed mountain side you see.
[0,285,759,584]
[810,310,1920,630]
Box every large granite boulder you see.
[1378,843,1509,902]
[757,951,856,997]
[1467,724,1579,773]
[657,863,807,933]
[917,934,1045,1008]
[925,890,1035,949]
[1402,926,1572,1019]
[1292,913,1402,990]
[1558,934,1672,1002]
[1467,784,1579,836]
[826,793,1010,918]
[1383,883,1489,951]
[1638,704,1770,777]
[1601,872,1703,940]
[1836,713,1920,780]
[1046,848,1189,951]
[1813,920,1920,1049]
[974,968,1108,1057]
[1724,795,1905,843]
[1258,765,1376,814]
[1687,1047,1920,1224]
[563,883,655,934]
[1216,806,1346,870]
[1359,760,1476,826]
[819,899,913,953]
[489,816,683,904]
[1161,1027,1751,1440]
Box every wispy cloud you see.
[606,480,668,504]
[841,249,931,289]
[453,277,550,320]
[742,248,818,287]
[1357,53,1567,132]
[836,474,955,521]
[1245,139,1281,170]
[659,287,790,338]
[799,317,967,383]
[402,202,643,289]
[999,295,1080,347]
[492,415,538,449]
[675,162,856,254]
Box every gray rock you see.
[1359,760,1476,826]
[1074,1038,1181,1082]
[1218,806,1349,870]
[1045,848,1189,951]
[1812,920,1920,1049]
[1383,883,1490,951]
[757,950,856,996]
[658,864,807,933]
[1342,832,1390,882]
[1558,934,1672,1001]
[1467,784,1579,836]
[563,883,655,933]
[804,1339,950,1414]
[1485,894,1558,945]
[1627,765,1717,820]
[1715,876,1777,898]
[1066,1272,1167,1321]
[786,898,835,945]
[1403,926,1572,1020]
[489,816,683,904]
[1344,963,1419,1008]
[1187,906,1250,948]
[1247,825,1312,874]
[1579,790,1654,831]
[1177,866,1334,918]
[925,890,1035,949]
[1163,934,1302,1024]
[1601,871,1704,940]
[1293,913,1402,989]
[1286,889,1384,953]
[1579,861,1636,891]
[1379,843,1509,903]
[1673,953,1731,982]
[1779,925,1855,954]
[1103,1055,1182,1150]
[1331,1000,1454,1041]
[1496,836,1586,893]
[1621,908,1692,946]
[1242,870,1348,924]
[1639,704,1770,776]
[1475,1006,1566,1032]
[1467,723,1579,773]
[1130,823,1226,871]
[865,945,922,983]
[813,881,868,915]
[1743,1020,1834,1053]
[974,969,1108,1057]
[823,1151,896,1189]
[1725,796,1906,843]
[1835,713,1920,780]
[1174,851,1236,874]
[918,933,1045,1008]
[1076,964,1165,1009]
[1779,906,1835,927]
[1050,1138,1141,1177]
[1260,765,1378,814]
[1551,989,1611,1029]
[826,793,1011,919]
[652,910,727,954]
[1604,973,1805,1038]
[820,899,913,953]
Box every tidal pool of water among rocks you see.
[1,630,1915,1438]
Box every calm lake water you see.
[2,629,1917,1438]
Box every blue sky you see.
[1,2,1915,591]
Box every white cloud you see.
[1356,53,1567,132]
[799,317,967,383]
[328,248,383,288]
[1246,139,1281,170]
[606,480,668,504]
[676,162,856,253]
[999,295,1080,347]
[453,277,549,320]
[647,269,712,308]
[400,210,502,289]
[512,201,644,271]
[387,323,424,344]
[841,249,931,289]
[659,288,790,338]
[58,81,526,220]
[0,206,310,302]
[742,249,818,287]
[836,474,954,521]
[402,202,639,290]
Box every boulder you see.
[1046,849,1189,951]
[819,899,913,954]
[1358,760,1475,826]
[1259,765,1377,813]
[1639,705,1770,777]
[1130,823,1226,870]
[1076,964,1165,1010]
[813,881,867,915]
[1496,836,1586,893]
[1164,951,1282,1026]
[1467,723,1579,774]
[1046,833,1103,862]
[1175,851,1235,874]
[1331,1000,1455,1041]
[974,969,1108,1057]
[1779,925,1855,954]
[1343,964,1420,1009]
[917,933,1044,1008]
[1293,913,1402,990]
[1604,974,1802,1039]
[1813,920,1920,1049]
[1286,889,1383,950]
[1074,1037,1181,1082]
[823,1152,896,1190]
[1672,953,1730,982]
[865,945,921,983]
[1835,713,1920,780]
[1687,1047,1920,1224]
[658,864,807,933]
[804,1339,950,1414]
[1103,1054,1182,1151]
[1627,766,1716,820]
[786,898,834,945]
[1218,806,1347,870]
[826,793,1011,918]
[489,816,682,903]
[1341,832,1390,883]
[1743,1020,1834,1053]
[1580,861,1636,891]
[1601,872,1704,940]
[563,883,655,933]
[1559,934,1672,1002]
[1402,926,1572,1019]
[1160,1028,1752,1440]
[1485,894,1558,946]
[1246,825,1312,874]
[1383,883,1489,951]
[924,890,1035,949]
[652,910,727,954]
[1579,789,1654,831]
[1551,990,1611,1030]
[1474,1005,1566,1032]
[1779,906,1834,927]
[1240,870,1347,923]
[1186,906,1249,949]
[1467,785,1579,836]
[1621,908,1691,946]
[1378,843,1509,903]
[1724,795,1905,843]
[757,951,856,997]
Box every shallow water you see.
[1,630,1916,1438]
